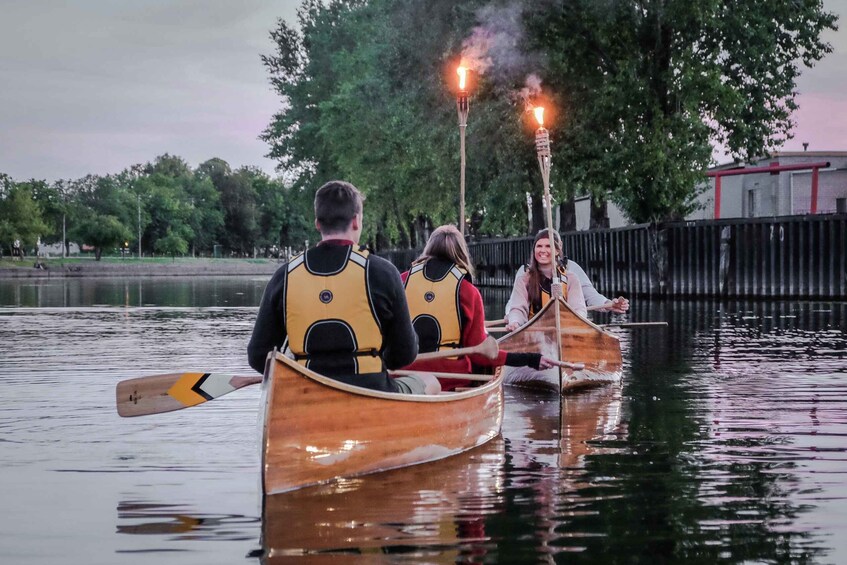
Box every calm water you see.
[1,277,846,564]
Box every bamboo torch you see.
[534,106,558,286]
[456,65,469,235]
[533,105,565,391]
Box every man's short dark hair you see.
[314,181,365,234]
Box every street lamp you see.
[129,164,143,259]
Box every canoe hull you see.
[261,353,503,495]
[498,298,623,392]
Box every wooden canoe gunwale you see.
[498,297,620,342]
[497,297,623,392]
[271,351,501,402]
[261,352,504,495]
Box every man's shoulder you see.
[366,253,401,273]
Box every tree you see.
[0,184,50,256]
[262,0,537,247]
[526,0,838,223]
[73,214,132,260]
[263,0,837,236]
[154,228,189,261]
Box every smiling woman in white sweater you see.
[503,229,630,333]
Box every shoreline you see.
[0,258,282,278]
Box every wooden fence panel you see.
[380,214,846,299]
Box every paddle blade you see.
[116,372,262,417]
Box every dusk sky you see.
[1,0,845,183]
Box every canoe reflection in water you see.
[261,387,627,561]
[506,386,626,474]
[260,436,506,561]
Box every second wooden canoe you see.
[261,352,504,495]
[497,297,623,392]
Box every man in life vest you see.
[247,180,439,394]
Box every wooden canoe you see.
[261,352,503,495]
[497,297,623,392]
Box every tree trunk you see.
[530,197,545,234]
[95,247,103,261]
[589,196,609,230]
[559,199,576,232]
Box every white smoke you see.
[459,3,544,103]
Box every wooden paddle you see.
[390,370,496,382]
[414,335,500,361]
[489,321,668,332]
[116,337,501,417]
[601,321,668,329]
[116,373,262,417]
[391,358,585,382]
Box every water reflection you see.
[2,275,846,563]
[0,276,269,308]
[116,501,259,540]
[260,437,506,561]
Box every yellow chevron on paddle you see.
[167,373,209,407]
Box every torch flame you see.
[457,66,467,91]
[534,106,545,127]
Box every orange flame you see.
[534,106,545,127]
[457,66,467,91]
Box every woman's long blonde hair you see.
[412,224,476,279]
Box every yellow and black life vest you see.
[285,246,383,374]
[404,260,466,353]
[529,264,569,317]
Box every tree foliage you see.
[1,154,306,259]
[73,214,132,260]
[528,0,838,223]
[262,0,837,233]
[0,184,50,256]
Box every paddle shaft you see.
[391,370,494,382]
[601,322,668,328]
[414,335,499,362]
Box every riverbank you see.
[0,257,281,278]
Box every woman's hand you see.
[504,320,522,332]
[607,296,629,314]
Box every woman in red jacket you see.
[400,225,564,390]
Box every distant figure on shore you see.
[12,239,22,261]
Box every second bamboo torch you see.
[534,106,558,284]
[456,65,469,235]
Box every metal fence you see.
[381,214,847,299]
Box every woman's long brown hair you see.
[526,229,564,310]
[412,224,476,279]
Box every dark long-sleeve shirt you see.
[247,240,418,391]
